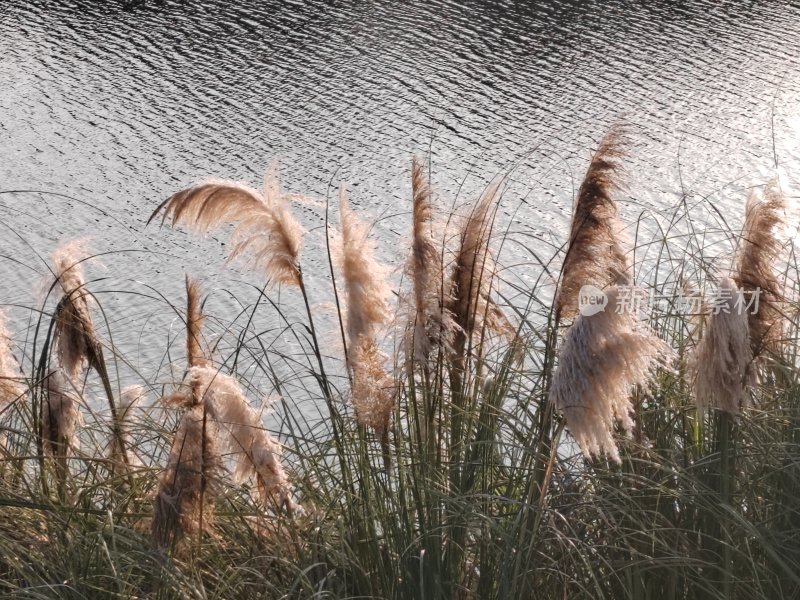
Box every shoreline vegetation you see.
[1,126,799,599]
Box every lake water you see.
[2,0,800,417]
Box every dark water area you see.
[2,0,800,410]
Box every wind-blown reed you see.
[549,286,672,463]
[554,126,630,322]
[689,276,753,415]
[51,240,104,382]
[406,158,453,366]
[149,169,303,287]
[337,185,394,433]
[734,177,787,360]
[337,185,391,351]
[447,181,512,350]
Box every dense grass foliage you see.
[1,135,799,599]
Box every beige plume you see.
[186,366,300,514]
[350,337,395,434]
[549,286,672,463]
[405,158,455,366]
[689,277,753,415]
[185,275,210,369]
[734,178,787,359]
[554,127,630,322]
[51,240,104,382]
[337,185,391,349]
[149,168,303,287]
[43,369,81,458]
[152,404,223,549]
[336,185,395,433]
[447,181,514,371]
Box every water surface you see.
[2,0,800,413]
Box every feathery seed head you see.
[186,366,300,513]
[152,404,223,548]
[734,178,787,358]
[549,286,672,463]
[555,126,631,322]
[150,171,304,287]
[689,277,753,415]
[337,185,391,354]
[405,158,457,366]
[51,240,102,381]
[447,181,513,350]
[185,275,210,369]
[43,369,81,456]
[350,336,395,434]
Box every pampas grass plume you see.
[406,158,455,365]
[337,185,391,348]
[689,277,753,415]
[336,185,395,432]
[448,181,512,343]
[43,369,81,456]
[554,127,630,322]
[185,275,209,369]
[350,337,395,434]
[51,240,103,381]
[149,167,304,287]
[152,404,223,548]
[549,286,672,463]
[187,366,300,514]
[734,177,787,358]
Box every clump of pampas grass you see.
[688,277,754,415]
[554,126,630,322]
[153,277,299,549]
[153,278,218,548]
[734,177,788,359]
[149,167,304,287]
[549,287,672,463]
[336,185,395,435]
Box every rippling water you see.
[2,0,800,407]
